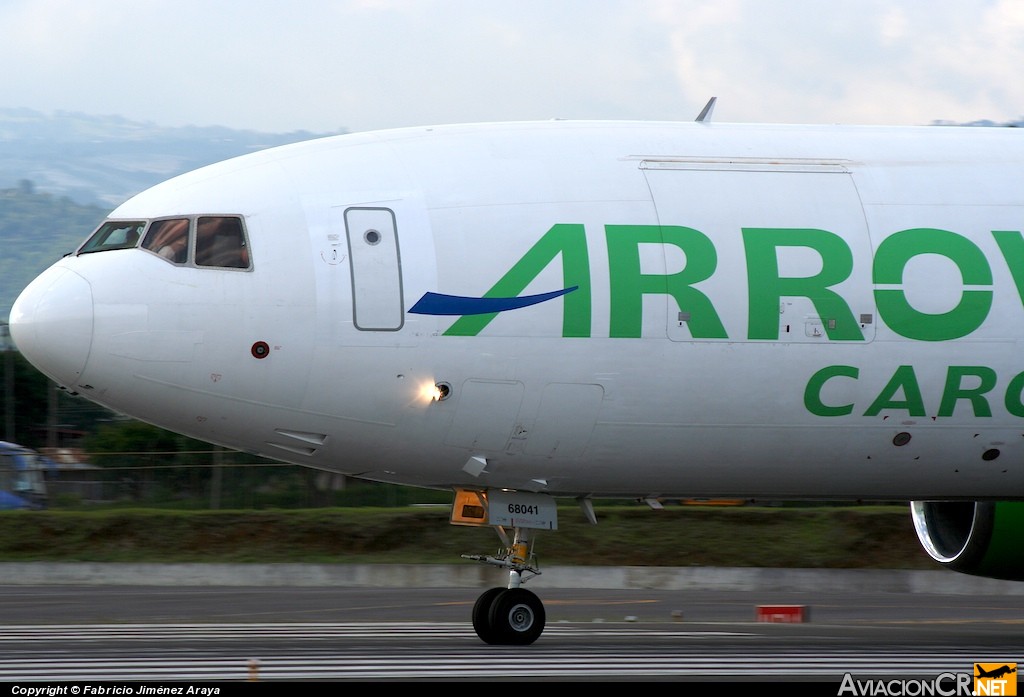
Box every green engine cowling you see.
[911,501,1024,581]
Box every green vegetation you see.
[0,504,937,569]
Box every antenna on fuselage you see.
[695,97,717,123]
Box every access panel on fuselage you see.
[641,161,876,344]
[345,207,404,331]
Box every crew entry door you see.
[345,207,404,331]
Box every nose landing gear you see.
[464,527,546,645]
[453,487,560,645]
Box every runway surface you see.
[1,586,1023,683]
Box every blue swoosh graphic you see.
[409,286,578,316]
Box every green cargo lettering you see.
[873,228,992,341]
[804,365,858,416]
[444,223,592,337]
[443,223,1010,342]
[938,366,997,417]
[992,230,1024,307]
[1004,371,1024,417]
[864,365,926,416]
[742,228,862,341]
[807,364,1003,418]
[606,225,726,338]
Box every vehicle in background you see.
[0,441,49,509]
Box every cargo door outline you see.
[641,160,876,344]
[345,207,404,331]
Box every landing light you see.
[421,381,452,402]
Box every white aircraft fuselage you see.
[11,120,1024,502]
[13,118,1024,643]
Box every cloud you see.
[660,1,1024,125]
[0,0,1018,133]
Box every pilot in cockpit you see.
[142,218,190,263]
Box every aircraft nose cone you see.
[9,265,94,390]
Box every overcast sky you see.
[1,0,1022,134]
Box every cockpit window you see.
[78,215,251,270]
[195,216,250,269]
[78,221,145,254]
[142,218,191,264]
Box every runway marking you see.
[0,623,1011,681]
[0,622,756,642]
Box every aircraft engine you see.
[911,501,1024,581]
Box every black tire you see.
[487,588,545,645]
[472,587,506,644]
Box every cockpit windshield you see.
[79,216,252,271]
[78,221,145,254]
[196,216,250,268]
[142,218,190,264]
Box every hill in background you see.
[0,108,340,207]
